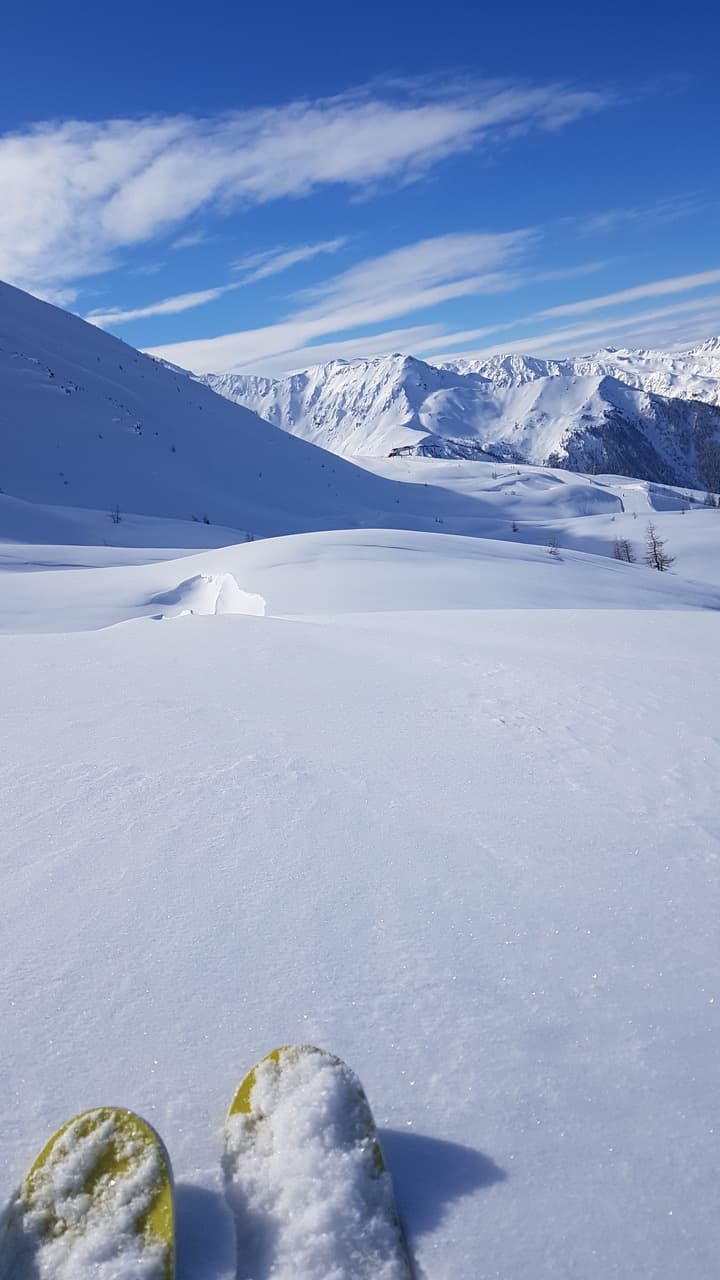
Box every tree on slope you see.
[644,522,674,572]
[613,537,635,563]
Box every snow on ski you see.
[223,1045,413,1280]
[0,1107,174,1280]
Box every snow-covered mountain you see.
[448,338,720,406]
[205,346,720,490]
[0,279,424,541]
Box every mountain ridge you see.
[204,341,720,489]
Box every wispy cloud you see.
[412,269,720,355]
[0,79,612,294]
[538,268,720,319]
[90,239,350,328]
[234,325,450,378]
[234,238,348,282]
[171,230,209,250]
[432,294,720,364]
[146,230,533,372]
[86,283,243,327]
[139,242,720,376]
[578,193,709,236]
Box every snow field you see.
[0,279,418,539]
[1,584,719,1278]
[1,513,719,636]
[2,276,720,1278]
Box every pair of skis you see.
[0,1045,413,1279]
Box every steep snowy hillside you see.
[206,356,459,457]
[205,352,720,489]
[0,280,426,540]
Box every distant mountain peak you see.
[203,336,720,488]
[691,336,720,355]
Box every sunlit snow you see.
[1,281,719,1279]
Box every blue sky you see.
[2,0,719,375]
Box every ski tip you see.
[226,1045,387,1175]
[223,1047,413,1277]
[227,1044,341,1117]
[19,1106,175,1280]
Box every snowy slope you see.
[2,525,720,636]
[206,357,459,457]
[1,524,719,1280]
[0,280,654,553]
[4,275,717,534]
[0,280,424,539]
[2,279,720,1277]
[204,350,720,489]
[5,444,714,572]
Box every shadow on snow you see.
[380,1128,506,1236]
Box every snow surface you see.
[2,514,720,1279]
[223,1048,410,1279]
[2,280,720,1278]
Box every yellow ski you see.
[224,1045,412,1279]
[0,1106,174,1279]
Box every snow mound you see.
[150,572,265,619]
[2,525,720,637]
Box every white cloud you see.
[0,118,185,293]
[171,230,209,250]
[578,193,708,235]
[432,294,720,363]
[296,232,531,315]
[403,261,609,352]
[29,284,80,308]
[539,268,720,319]
[230,325,449,378]
[86,284,242,327]
[234,238,348,282]
[0,80,610,294]
[146,230,533,372]
[89,239,349,328]
[614,310,720,353]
